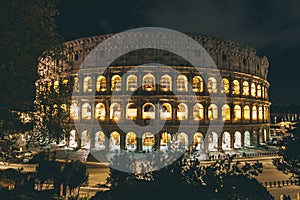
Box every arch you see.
[142,132,155,151]
[94,131,105,150]
[252,106,257,120]
[208,132,218,151]
[142,103,155,119]
[126,132,137,151]
[258,106,263,121]
[243,81,249,96]
[251,83,256,97]
[208,104,218,120]
[222,78,229,94]
[83,76,93,92]
[95,103,106,120]
[126,103,137,120]
[234,131,242,148]
[222,104,231,121]
[177,103,188,120]
[143,73,155,91]
[177,74,188,92]
[96,76,106,92]
[207,77,217,93]
[244,131,251,146]
[192,76,203,92]
[160,103,172,120]
[193,132,204,151]
[160,132,171,150]
[81,130,90,149]
[110,131,120,151]
[70,103,79,119]
[110,103,121,121]
[160,74,172,91]
[74,77,80,92]
[222,132,231,150]
[126,75,138,91]
[111,75,122,91]
[69,130,77,148]
[262,86,265,99]
[82,103,92,119]
[193,103,204,120]
[53,80,59,93]
[232,80,240,95]
[176,132,188,149]
[263,129,267,142]
[257,85,262,98]
[233,105,242,120]
[243,105,251,120]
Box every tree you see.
[92,153,273,200]
[273,132,300,183]
[0,0,63,111]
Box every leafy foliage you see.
[93,153,273,200]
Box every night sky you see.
[55,0,300,106]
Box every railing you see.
[264,179,299,188]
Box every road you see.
[1,157,299,200]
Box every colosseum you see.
[36,30,271,158]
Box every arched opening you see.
[177,75,188,92]
[142,132,155,152]
[222,104,231,121]
[126,132,137,151]
[82,103,92,119]
[94,131,105,150]
[207,77,217,93]
[160,103,172,120]
[70,103,79,119]
[263,129,267,142]
[110,103,121,121]
[208,104,218,120]
[53,80,59,93]
[126,103,137,120]
[81,130,90,149]
[193,132,204,151]
[176,132,188,149]
[208,132,218,151]
[193,103,204,120]
[257,85,262,98]
[111,75,122,91]
[244,131,251,147]
[243,81,249,96]
[258,106,263,121]
[143,73,155,91]
[69,130,77,148]
[110,131,120,151]
[251,83,256,97]
[96,76,106,92]
[222,132,231,150]
[95,103,106,120]
[177,103,188,120]
[243,105,251,120]
[232,80,240,95]
[83,77,92,92]
[222,78,229,94]
[234,131,242,148]
[74,77,80,92]
[142,103,155,119]
[160,75,172,91]
[192,76,203,92]
[233,105,242,120]
[252,106,257,121]
[160,132,171,150]
[126,75,138,91]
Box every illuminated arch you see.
[95,103,106,120]
[233,105,242,120]
[110,103,121,121]
[110,131,120,151]
[193,132,204,151]
[251,83,256,97]
[126,103,137,120]
[177,74,188,92]
[143,73,155,91]
[222,104,231,121]
[142,103,155,119]
[192,76,203,92]
[243,81,249,96]
[234,131,242,148]
[111,75,122,91]
[207,77,217,93]
[222,78,229,94]
[222,132,231,150]
[243,105,251,120]
[257,85,262,98]
[177,103,188,120]
[252,106,257,120]
[160,74,172,91]
[208,104,218,120]
[83,76,92,92]
[82,103,92,119]
[126,75,138,91]
[193,103,204,120]
[232,80,240,95]
[70,103,79,119]
[160,103,172,120]
[142,132,155,151]
[126,132,137,151]
[160,132,171,150]
[176,132,188,149]
[94,131,105,150]
[96,76,106,92]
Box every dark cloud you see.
[56,0,300,105]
